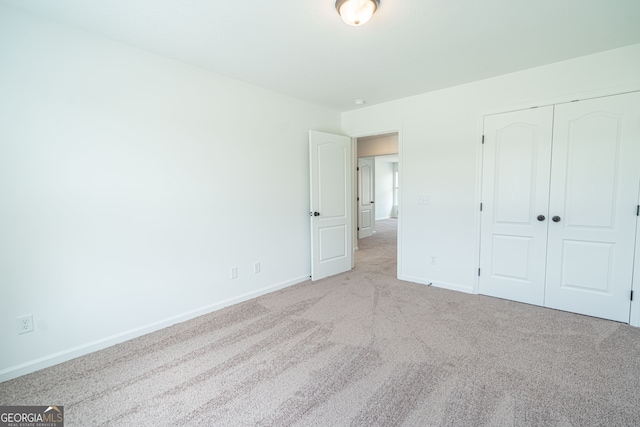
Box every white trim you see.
[631,182,640,327]
[0,275,309,383]
[396,127,404,280]
[482,83,640,117]
[400,275,474,294]
[352,136,358,268]
[472,109,485,294]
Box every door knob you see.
[537,215,546,221]
[371,201,374,204]
[314,212,320,217]
[552,215,561,222]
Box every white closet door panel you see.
[479,107,554,305]
[545,92,640,322]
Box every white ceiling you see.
[3,0,640,112]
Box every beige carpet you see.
[2,218,640,426]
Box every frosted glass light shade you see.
[335,0,380,26]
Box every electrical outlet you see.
[17,314,34,335]
[254,262,261,274]
[230,267,238,279]
[430,255,438,265]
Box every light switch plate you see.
[417,195,431,205]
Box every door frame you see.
[474,84,640,326]
[352,130,402,278]
[631,182,640,326]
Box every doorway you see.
[355,133,399,263]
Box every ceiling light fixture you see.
[335,0,380,26]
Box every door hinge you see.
[478,268,481,276]
[357,227,360,231]
[631,291,634,301]
[357,167,360,171]
[480,203,483,211]
[636,205,639,216]
[357,197,360,201]
[481,135,485,144]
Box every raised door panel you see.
[544,92,640,322]
[318,143,347,219]
[319,225,348,262]
[491,235,532,281]
[494,125,537,224]
[479,107,553,305]
[562,114,620,228]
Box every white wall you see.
[0,5,341,381]
[342,44,640,299]
[374,158,394,220]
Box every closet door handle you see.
[537,215,546,222]
[552,216,561,222]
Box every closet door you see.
[479,107,553,305]
[544,92,640,322]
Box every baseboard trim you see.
[0,275,310,383]
[399,275,474,294]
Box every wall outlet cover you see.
[17,314,34,334]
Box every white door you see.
[358,157,375,239]
[544,92,640,322]
[479,107,554,305]
[309,130,353,281]
[632,184,640,327]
